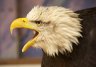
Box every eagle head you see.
[10,6,82,56]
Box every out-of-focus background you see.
[0,0,96,67]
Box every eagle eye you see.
[35,21,42,24]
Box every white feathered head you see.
[10,6,82,56]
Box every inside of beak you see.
[22,29,39,52]
[10,18,39,52]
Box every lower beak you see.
[10,18,39,52]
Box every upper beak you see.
[10,18,39,52]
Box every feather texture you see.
[26,6,82,56]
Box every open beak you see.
[10,18,39,52]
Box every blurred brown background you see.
[0,0,96,66]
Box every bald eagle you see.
[10,6,96,67]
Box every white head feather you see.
[26,6,82,56]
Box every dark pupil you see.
[35,21,41,24]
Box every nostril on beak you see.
[23,20,26,23]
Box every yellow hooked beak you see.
[10,18,39,52]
